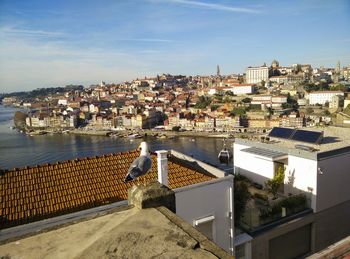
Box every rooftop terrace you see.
[236,126,350,159]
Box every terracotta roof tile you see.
[0,150,215,229]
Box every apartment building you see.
[308,91,344,105]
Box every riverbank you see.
[69,129,233,138]
[0,105,235,171]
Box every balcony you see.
[236,175,312,234]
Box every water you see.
[0,105,233,172]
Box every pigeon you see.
[124,142,152,183]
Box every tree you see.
[234,179,251,226]
[265,165,285,199]
[225,91,234,96]
[211,104,220,111]
[323,110,331,116]
[195,96,212,109]
[230,107,246,116]
[13,111,27,130]
[344,104,350,116]
[241,97,252,104]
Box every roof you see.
[309,91,344,94]
[236,126,350,158]
[0,150,215,229]
[241,147,287,161]
[0,206,232,258]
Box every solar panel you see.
[291,130,323,144]
[268,127,296,139]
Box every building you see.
[232,84,256,95]
[251,95,287,108]
[233,127,350,258]
[0,149,235,255]
[246,65,269,84]
[269,74,303,85]
[280,113,305,128]
[329,94,343,109]
[308,91,344,105]
[0,182,232,258]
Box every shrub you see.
[234,180,251,226]
[265,166,285,199]
[253,193,268,201]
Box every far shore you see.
[69,129,234,138]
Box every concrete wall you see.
[234,143,275,185]
[250,200,350,258]
[317,151,350,212]
[251,213,314,259]
[174,176,234,254]
[313,199,350,251]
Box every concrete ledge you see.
[307,235,350,259]
[0,201,130,244]
[157,206,233,259]
[128,181,176,213]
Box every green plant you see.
[195,96,212,109]
[265,165,285,199]
[234,180,251,226]
[279,194,307,212]
[259,194,307,221]
[253,192,268,201]
[230,107,246,116]
[234,173,250,182]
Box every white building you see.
[251,95,287,108]
[234,127,350,213]
[308,91,344,105]
[232,84,256,95]
[58,99,68,106]
[246,65,270,84]
[208,84,256,96]
[233,127,350,258]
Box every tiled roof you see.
[0,151,215,229]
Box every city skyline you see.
[0,0,350,92]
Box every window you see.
[194,215,215,241]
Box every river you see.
[0,105,233,172]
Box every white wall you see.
[234,142,319,211]
[234,143,275,185]
[285,155,318,211]
[317,151,350,212]
[175,177,234,253]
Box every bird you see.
[124,141,152,184]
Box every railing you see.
[240,193,311,232]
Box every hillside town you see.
[2,61,350,258]
[2,60,350,135]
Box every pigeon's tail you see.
[123,174,133,183]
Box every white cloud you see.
[115,38,174,43]
[0,26,66,37]
[159,0,261,14]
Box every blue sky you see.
[0,0,349,92]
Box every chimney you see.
[155,150,168,186]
